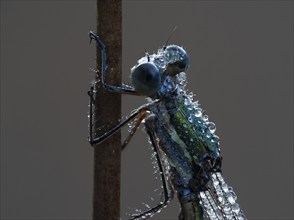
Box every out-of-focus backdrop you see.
[1,1,293,219]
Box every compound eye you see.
[165,45,189,76]
[131,63,161,96]
[172,56,189,70]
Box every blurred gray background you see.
[1,1,293,220]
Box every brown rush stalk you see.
[92,0,122,219]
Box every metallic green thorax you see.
[156,76,220,166]
[169,96,219,160]
[147,73,222,219]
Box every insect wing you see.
[199,172,247,220]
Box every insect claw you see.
[87,87,96,104]
[88,31,105,49]
[89,31,96,44]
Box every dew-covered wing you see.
[199,172,246,220]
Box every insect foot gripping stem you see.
[89,31,105,49]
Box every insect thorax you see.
[147,73,222,192]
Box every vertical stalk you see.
[93,0,121,219]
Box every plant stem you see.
[93,0,122,219]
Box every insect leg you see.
[89,31,138,96]
[88,85,96,143]
[88,90,153,146]
[121,111,148,150]
[89,110,147,146]
[130,115,173,220]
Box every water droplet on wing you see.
[232,203,240,213]
[226,192,236,204]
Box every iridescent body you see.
[88,32,246,220]
[145,73,220,219]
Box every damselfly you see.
[88,31,246,220]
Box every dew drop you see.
[195,108,203,117]
[215,185,222,195]
[167,84,173,90]
[203,115,209,121]
[188,116,193,123]
[215,209,223,219]
[135,208,142,213]
[236,213,246,220]
[226,192,236,204]
[177,72,187,85]
[231,191,237,200]
[218,195,225,205]
[222,183,229,192]
[207,122,216,133]
[142,202,150,209]
[206,132,212,139]
[200,191,206,199]
[211,173,216,179]
[206,207,215,217]
[232,203,240,213]
[212,135,220,144]
[223,203,231,214]
[212,179,219,186]
[226,214,234,220]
